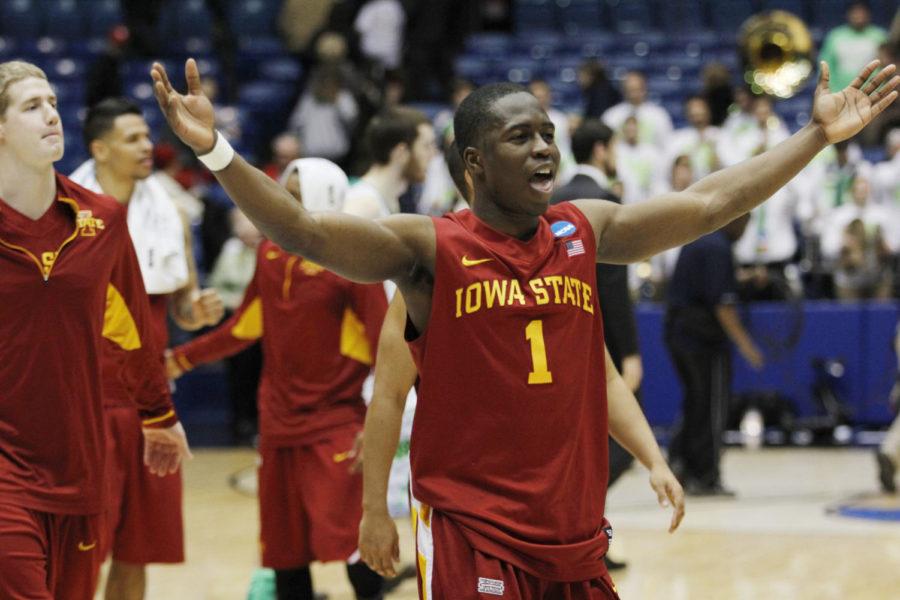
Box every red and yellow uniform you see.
[170,239,387,567]
[0,174,177,599]
[99,271,184,566]
[408,204,619,599]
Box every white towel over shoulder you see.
[70,160,189,294]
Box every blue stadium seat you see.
[67,38,105,59]
[47,57,86,81]
[759,0,807,20]
[160,0,212,41]
[808,0,847,30]
[51,80,84,105]
[1,0,42,38]
[709,0,755,32]
[607,0,653,34]
[659,0,707,32]
[43,0,85,39]
[466,34,512,58]
[19,37,67,58]
[228,0,279,37]
[0,37,18,60]
[513,0,557,32]
[557,0,604,34]
[86,0,122,38]
[258,58,302,84]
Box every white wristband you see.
[196,131,235,171]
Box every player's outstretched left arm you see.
[577,60,899,264]
[605,349,685,533]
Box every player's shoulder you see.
[56,173,127,225]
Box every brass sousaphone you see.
[739,10,814,98]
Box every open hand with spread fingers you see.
[813,59,899,144]
[151,59,217,154]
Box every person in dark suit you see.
[551,119,642,570]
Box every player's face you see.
[403,123,437,184]
[480,92,559,216]
[0,77,63,167]
[98,114,153,181]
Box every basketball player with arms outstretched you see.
[152,58,897,598]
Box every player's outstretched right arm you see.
[151,59,430,285]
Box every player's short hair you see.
[454,82,526,159]
[571,119,613,164]
[0,60,48,118]
[83,97,143,150]
[444,139,469,203]
[364,106,429,165]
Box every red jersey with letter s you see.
[0,174,176,515]
[408,202,611,582]
[172,240,387,447]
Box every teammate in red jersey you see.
[153,57,898,598]
[166,158,389,600]
[0,60,190,600]
[71,97,224,600]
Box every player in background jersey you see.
[0,60,189,600]
[343,107,436,220]
[356,138,472,578]
[71,97,224,600]
[166,158,389,600]
[152,58,898,598]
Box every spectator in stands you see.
[354,0,406,73]
[722,86,755,136]
[821,175,898,299]
[433,78,474,143]
[800,140,865,239]
[602,70,673,149]
[666,214,764,497]
[85,25,129,108]
[718,95,789,167]
[667,95,720,181]
[616,115,658,205]
[529,79,575,179]
[578,59,621,119]
[871,127,899,206]
[701,62,734,127]
[820,1,888,94]
[734,183,804,301]
[207,209,264,445]
[287,65,359,166]
[121,0,163,57]
[263,132,303,180]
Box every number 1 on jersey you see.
[525,320,553,384]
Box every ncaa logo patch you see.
[551,220,577,238]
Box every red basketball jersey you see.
[408,202,611,582]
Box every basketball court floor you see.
[97,447,900,599]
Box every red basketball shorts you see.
[412,499,620,600]
[0,502,103,600]
[259,422,363,569]
[103,406,184,564]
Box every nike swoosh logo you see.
[461,256,493,267]
[78,541,97,551]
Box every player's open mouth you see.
[529,168,554,193]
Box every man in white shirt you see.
[354,0,406,71]
[602,71,673,149]
[616,115,659,205]
[871,127,899,207]
[666,96,721,181]
[717,95,790,168]
[344,107,437,220]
